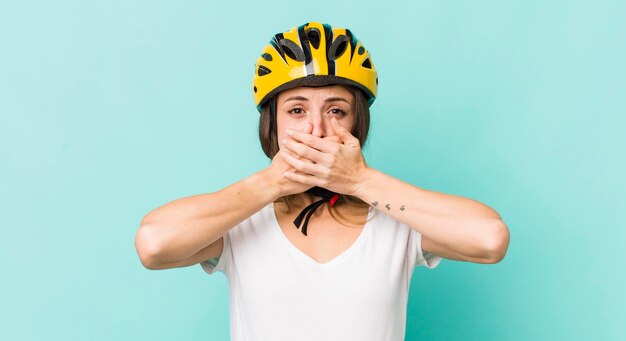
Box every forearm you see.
[354,167,507,260]
[136,169,281,263]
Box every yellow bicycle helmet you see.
[252,22,378,112]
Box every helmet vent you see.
[306,28,321,49]
[328,35,348,60]
[362,58,372,69]
[358,46,365,55]
[279,39,305,62]
[257,65,272,76]
[262,53,273,61]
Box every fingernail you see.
[287,129,293,135]
[282,138,286,145]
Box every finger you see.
[282,137,328,164]
[280,148,324,175]
[323,135,342,144]
[281,138,315,163]
[287,128,340,154]
[283,171,319,186]
[330,117,359,147]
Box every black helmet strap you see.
[293,187,340,236]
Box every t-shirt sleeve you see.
[408,227,444,269]
[199,231,231,276]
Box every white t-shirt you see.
[200,202,443,341]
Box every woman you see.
[135,22,510,340]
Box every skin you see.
[272,84,370,263]
[135,85,509,269]
[274,84,366,211]
[273,85,510,264]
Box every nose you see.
[309,112,331,138]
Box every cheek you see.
[276,115,291,134]
[276,121,287,148]
[277,117,305,140]
[276,131,284,149]
[336,117,354,133]
[276,120,296,150]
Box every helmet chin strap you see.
[292,186,340,236]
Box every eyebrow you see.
[283,96,351,105]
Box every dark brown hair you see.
[258,85,372,227]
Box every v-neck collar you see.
[269,202,375,268]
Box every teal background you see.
[1,1,624,340]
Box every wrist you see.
[254,168,284,200]
[352,166,377,199]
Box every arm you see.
[143,237,225,270]
[134,169,281,269]
[354,167,510,263]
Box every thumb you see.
[330,117,354,144]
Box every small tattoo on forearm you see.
[400,205,405,211]
[385,204,390,210]
[371,201,378,207]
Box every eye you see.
[329,108,346,116]
[288,107,305,115]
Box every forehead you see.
[277,85,353,102]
